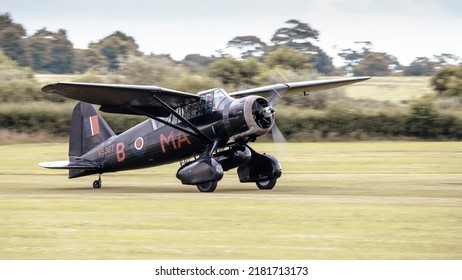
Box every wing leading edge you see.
[229,76,371,98]
[42,77,370,116]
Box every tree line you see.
[2,12,462,141]
[1,13,461,76]
[2,46,462,141]
[2,90,462,141]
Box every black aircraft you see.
[40,76,370,192]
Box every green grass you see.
[1,142,461,259]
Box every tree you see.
[239,57,262,85]
[431,65,462,97]
[0,13,27,66]
[88,31,142,71]
[403,57,437,76]
[117,54,180,85]
[208,57,242,86]
[183,54,215,67]
[433,53,461,66]
[182,54,216,74]
[0,51,39,102]
[23,28,75,73]
[337,41,401,76]
[225,35,267,58]
[406,99,439,139]
[271,19,319,50]
[0,50,33,81]
[161,72,221,93]
[338,41,373,74]
[208,57,262,87]
[265,46,312,71]
[72,48,103,73]
[404,54,461,76]
[308,46,334,75]
[353,51,399,76]
[271,19,333,74]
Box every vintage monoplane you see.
[39,76,369,192]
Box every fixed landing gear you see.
[237,145,282,190]
[196,181,218,192]
[93,174,102,189]
[177,139,223,193]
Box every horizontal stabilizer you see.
[39,160,99,170]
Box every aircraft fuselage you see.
[72,109,227,178]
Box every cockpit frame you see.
[163,88,232,125]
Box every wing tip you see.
[41,83,57,93]
[355,76,372,81]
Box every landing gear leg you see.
[93,174,102,189]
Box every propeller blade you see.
[271,122,287,143]
[269,89,283,106]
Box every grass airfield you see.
[1,142,461,259]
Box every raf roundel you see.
[134,137,144,150]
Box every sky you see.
[2,0,462,66]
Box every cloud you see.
[329,0,462,17]
[4,0,314,21]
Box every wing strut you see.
[151,94,212,142]
[122,105,194,136]
[123,94,213,143]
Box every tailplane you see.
[39,102,115,179]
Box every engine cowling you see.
[223,96,275,142]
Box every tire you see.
[196,181,218,192]
[256,179,277,190]
[93,180,102,189]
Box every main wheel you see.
[93,179,102,189]
[256,179,277,190]
[196,181,217,192]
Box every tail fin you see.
[69,102,115,158]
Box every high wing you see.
[42,82,201,117]
[229,76,370,99]
[42,77,370,116]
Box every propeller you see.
[271,120,287,143]
[268,88,287,143]
[251,95,287,143]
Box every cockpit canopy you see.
[197,88,230,111]
[161,88,233,125]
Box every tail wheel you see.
[256,179,277,190]
[196,181,218,192]
[93,179,102,189]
